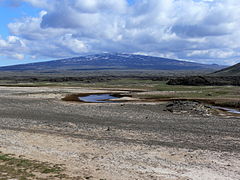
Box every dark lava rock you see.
[167,76,211,86]
[166,100,211,116]
[167,76,240,86]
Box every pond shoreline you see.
[62,92,240,117]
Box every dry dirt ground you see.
[0,86,239,179]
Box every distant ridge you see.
[167,62,240,86]
[211,63,240,76]
[0,53,224,72]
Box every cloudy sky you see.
[0,0,240,66]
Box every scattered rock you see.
[166,100,212,116]
[85,176,93,179]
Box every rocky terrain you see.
[166,100,212,116]
[0,86,240,179]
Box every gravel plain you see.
[0,86,240,179]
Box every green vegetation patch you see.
[0,152,68,179]
[0,78,161,89]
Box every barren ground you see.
[0,86,239,179]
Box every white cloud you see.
[12,53,25,60]
[188,49,237,59]
[57,34,88,53]
[23,0,49,7]
[0,39,8,47]
[1,0,240,64]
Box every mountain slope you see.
[211,63,240,76]
[0,53,224,72]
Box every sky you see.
[0,0,240,66]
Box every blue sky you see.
[0,0,240,66]
[0,1,41,37]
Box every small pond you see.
[79,94,120,103]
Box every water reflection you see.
[216,107,240,114]
[79,94,120,103]
[213,106,240,114]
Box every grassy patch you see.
[0,78,160,89]
[1,78,240,108]
[133,81,240,108]
[152,83,240,98]
[0,152,68,179]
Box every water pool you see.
[79,94,120,103]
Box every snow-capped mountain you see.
[0,53,224,72]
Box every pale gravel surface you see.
[0,86,240,179]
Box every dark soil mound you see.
[166,100,212,116]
